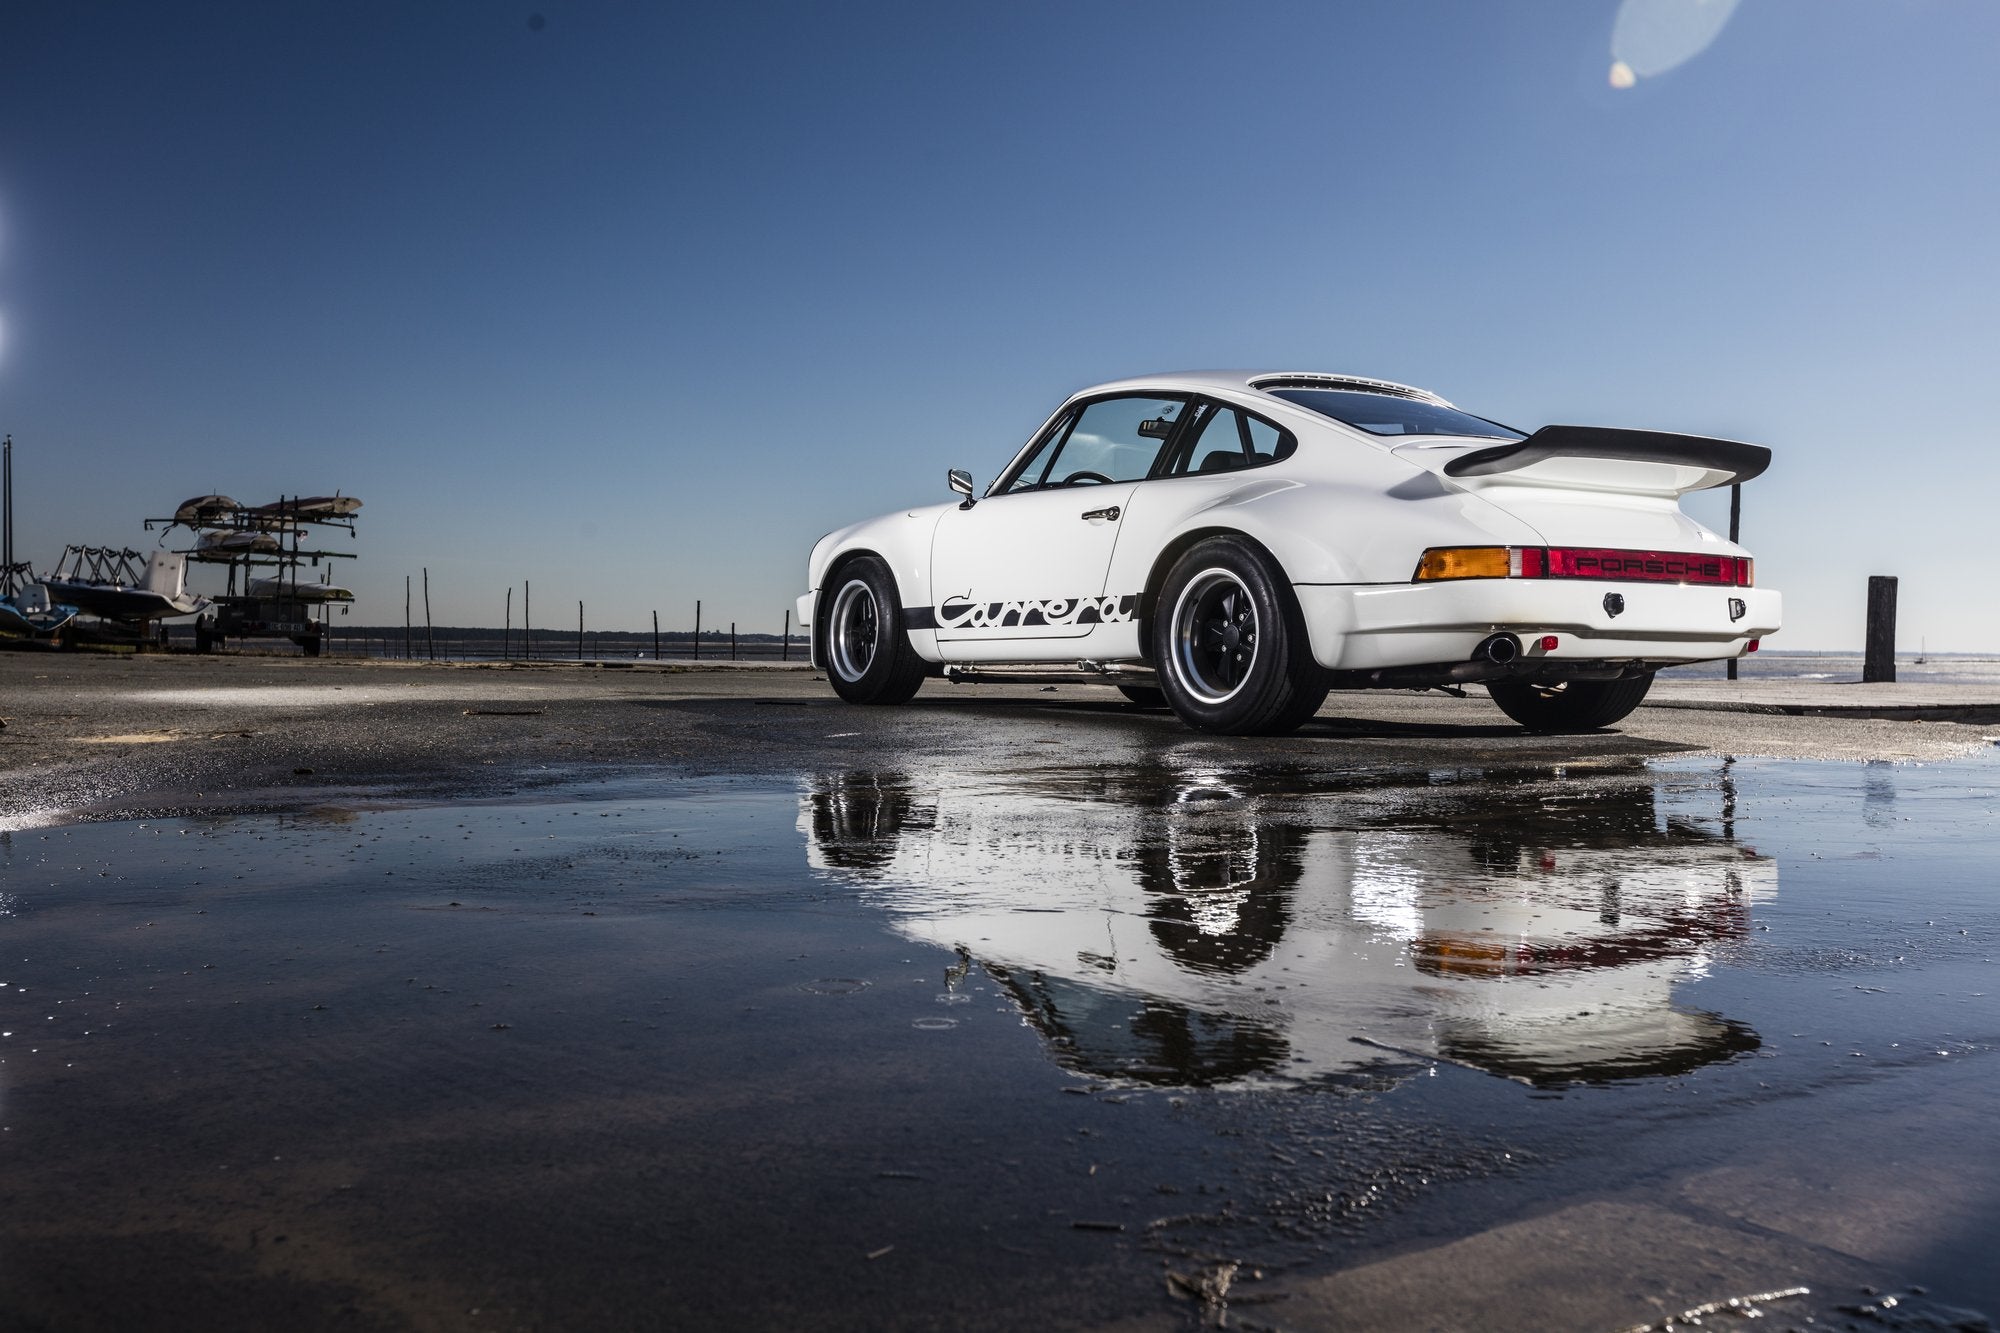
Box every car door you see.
[930,394,1190,645]
[1089,399,1305,657]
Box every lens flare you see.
[1609,0,1741,86]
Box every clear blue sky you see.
[2,1,1994,648]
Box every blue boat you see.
[0,563,80,638]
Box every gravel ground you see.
[2,652,1991,828]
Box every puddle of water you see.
[803,764,1779,1090]
[0,755,1995,1328]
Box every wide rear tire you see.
[1486,674,1654,733]
[1151,537,1328,735]
[821,556,928,705]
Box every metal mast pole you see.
[3,435,13,574]
[1726,483,1741,681]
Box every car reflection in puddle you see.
[802,762,1769,1090]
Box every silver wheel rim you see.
[1170,567,1258,705]
[828,578,879,682]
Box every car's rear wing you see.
[1442,426,1771,490]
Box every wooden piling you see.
[577,600,584,661]
[504,587,512,659]
[1864,576,1898,683]
[694,600,702,660]
[653,609,660,661]
[404,576,412,659]
[423,568,435,661]
[782,609,790,661]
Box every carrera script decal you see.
[935,593,1139,631]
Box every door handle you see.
[1081,506,1121,522]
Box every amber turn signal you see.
[1413,547,1512,581]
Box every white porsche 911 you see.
[798,372,1779,735]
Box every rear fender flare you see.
[1137,528,1324,665]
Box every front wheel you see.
[821,556,928,705]
[1151,537,1328,735]
[1486,674,1654,732]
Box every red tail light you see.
[1540,548,1750,586]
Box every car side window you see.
[1008,395,1189,491]
[1243,413,1293,464]
[1177,404,1252,475]
[1161,401,1296,477]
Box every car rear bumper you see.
[1293,581,1781,672]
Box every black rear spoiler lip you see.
[1441,425,1771,488]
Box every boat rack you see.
[144,495,363,655]
[50,545,149,587]
[2,558,40,599]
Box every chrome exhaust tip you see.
[1475,633,1522,665]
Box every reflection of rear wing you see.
[1443,425,1771,489]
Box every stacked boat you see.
[177,494,360,556]
[41,546,211,621]
[245,575,355,603]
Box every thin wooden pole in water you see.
[694,600,702,660]
[577,600,584,661]
[653,609,660,661]
[524,581,531,659]
[730,622,736,660]
[782,609,790,661]
[504,587,512,659]
[404,576,412,659]
[423,568,435,661]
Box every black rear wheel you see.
[1152,537,1328,735]
[1486,674,1654,732]
[821,556,928,705]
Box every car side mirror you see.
[948,468,976,509]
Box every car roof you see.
[1077,370,1454,408]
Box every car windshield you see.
[1267,389,1524,440]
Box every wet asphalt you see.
[1,653,1989,825]
[1,652,1996,1332]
